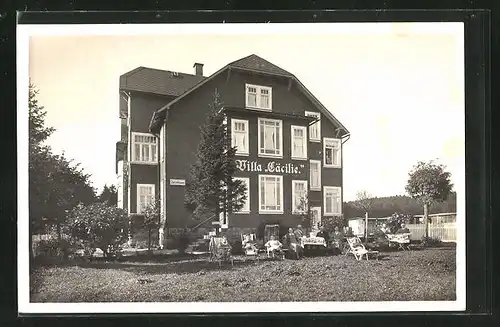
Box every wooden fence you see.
[355,221,457,243]
[406,223,456,242]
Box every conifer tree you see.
[185,90,247,226]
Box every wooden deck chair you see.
[264,224,280,244]
[387,233,411,251]
[209,236,234,267]
[346,237,379,261]
[241,233,260,261]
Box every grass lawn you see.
[30,245,456,302]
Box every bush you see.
[322,215,347,233]
[64,202,129,258]
[385,212,411,234]
[33,237,76,261]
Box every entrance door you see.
[311,207,321,231]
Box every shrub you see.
[322,215,347,233]
[64,202,129,258]
[33,237,77,262]
[385,212,412,234]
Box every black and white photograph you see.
[18,22,465,313]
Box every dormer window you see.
[246,84,272,110]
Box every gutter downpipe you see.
[151,109,168,249]
[341,132,350,232]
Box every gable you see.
[148,55,349,136]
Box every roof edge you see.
[148,61,349,135]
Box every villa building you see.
[116,54,350,246]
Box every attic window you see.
[170,71,180,77]
[246,84,272,110]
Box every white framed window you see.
[311,207,322,230]
[292,180,308,214]
[309,160,321,191]
[305,111,321,142]
[323,137,342,168]
[258,118,282,157]
[137,184,155,214]
[324,186,342,216]
[234,177,250,213]
[132,132,158,164]
[259,175,283,213]
[231,119,249,155]
[246,84,272,110]
[291,125,307,160]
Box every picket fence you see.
[363,222,456,242]
[405,223,457,242]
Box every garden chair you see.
[264,224,280,244]
[386,233,411,251]
[266,246,285,260]
[264,236,285,260]
[209,236,234,268]
[241,233,260,261]
[346,236,379,261]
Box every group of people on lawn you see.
[242,225,307,259]
[240,220,412,258]
[242,224,347,259]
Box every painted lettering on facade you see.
[236,160,304,174]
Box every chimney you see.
[193,63,204,76]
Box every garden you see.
[30,243,456,303]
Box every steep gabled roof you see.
[120,66,206,97]
[228,54,293,77]
[149,54,349,136]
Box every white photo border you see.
[17,22,466,314]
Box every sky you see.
[27,23,465,201]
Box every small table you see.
[301,237,327,248]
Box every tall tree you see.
[405,160,453,238]
[98,184,118,206]
[29,83,96,243]
[184,90,246,228]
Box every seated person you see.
[294,225,305,239]
[379,223,390,234]
[264,235,283,256]
[315,226,329,242]
[332,226,343,240]
[242,234,258,253]
[286,227,303,259]
[396,223,410,234]
[331,226,344,251]
[373,224,390,247]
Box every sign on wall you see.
[169,179,186,186]
[235,159,305,174]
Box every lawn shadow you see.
[68,255,275,275]
[376,254,391,261]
